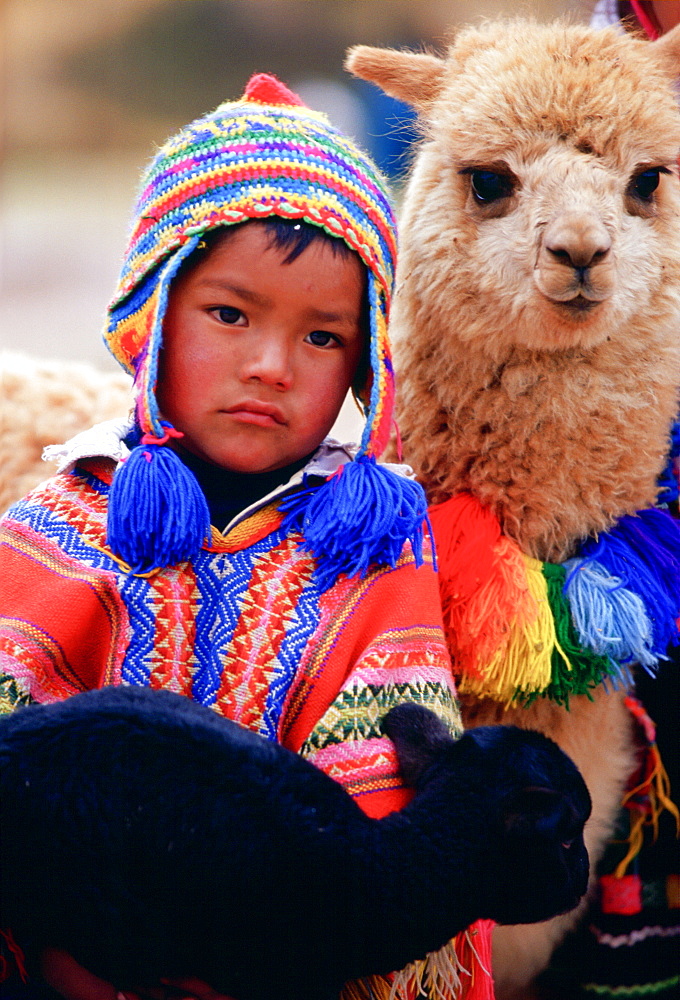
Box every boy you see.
[0,75,466,999]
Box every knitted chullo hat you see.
[104,73,428,586]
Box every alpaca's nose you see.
[544,211,611,272]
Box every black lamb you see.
[0,685,591,1000]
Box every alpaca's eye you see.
[630,168,661,201]
[470,170,514,203]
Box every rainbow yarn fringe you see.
[431,495,680,705]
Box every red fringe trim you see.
[457,920,496,1000]
[0,928,28,985]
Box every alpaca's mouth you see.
[554,294,602,317]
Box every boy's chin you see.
[171,439,316,476]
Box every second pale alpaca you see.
[347,19,680,997]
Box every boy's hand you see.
[41,949,237,1000]
[160,976,236,999]
[41,949,125,1000]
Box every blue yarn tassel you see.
[563,557,655,678]
[578,508,680,662]
[107,437,210,574]
[279,455,430,592]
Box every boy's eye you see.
[306,330,339,348]
[214,306,245,325]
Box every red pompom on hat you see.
[244,73,306,107]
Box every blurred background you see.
[1,0,599,371]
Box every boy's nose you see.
[241,337,293,390]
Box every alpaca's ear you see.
[381,703,454,786]
[345,45,446,109]
[651,23,680,75]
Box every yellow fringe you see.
[458,550,555,703]
[340,975,393,1000]
[613,812,646,880]
[88,542,164,578]
[390,944,465,1000]
[614,743,680,879]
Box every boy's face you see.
[157,223,365,473]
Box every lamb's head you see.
[347,21,680,358]
[383,703,591,925]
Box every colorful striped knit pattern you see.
[105,73,396,458]
[430,493,680,706]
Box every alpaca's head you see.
[347,21,680,358]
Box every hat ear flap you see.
[357,272,394,459]
[106,236,211,574]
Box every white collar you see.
[43,419,415,532]
[43,418,133,473]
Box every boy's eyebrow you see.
[194,279,268,306]
[305,306,360,326]
[195,279,359,326]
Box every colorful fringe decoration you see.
[612,696,680,882]
[428,496,552,702]
[431,494,680,705]
[562,558,654,676]
[338,923,495,1000]
[579,509,680,660]
[595,695,680,920]
[340,976,394,1000]
[390,921,495,1000]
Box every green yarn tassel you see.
[531,563,618,707]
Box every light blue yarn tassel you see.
[279,455,430,592]
[578,509,680,661]
[563,558,657,677]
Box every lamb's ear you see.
[381,703,454,786]
[650,23,680,75]
[344,45,446,110]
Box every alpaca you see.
[0,352,132,514]
[346,19,680,997]
[0,686,590,1000]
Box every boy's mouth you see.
[223,400,287,427]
